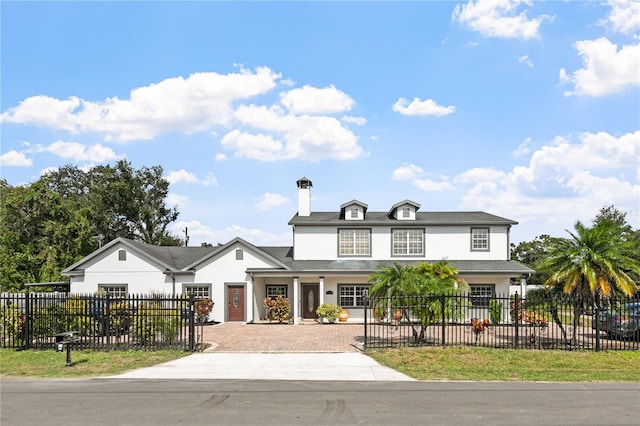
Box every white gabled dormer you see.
[340,200,368,220]
[296,177,313,217]
[388,200,421,220]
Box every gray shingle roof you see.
[288,211,518,226]
[255,247,534,275]
[124,239,221,270]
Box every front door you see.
[302,284,319,319]
[227,285,245,321]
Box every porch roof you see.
[248,248,534,276]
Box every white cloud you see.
[215,153,227,161]
[601,0,640,34]
[452,0,551,40]
[166,193,189,209]
[392,163,453,191]
[0,67,281,142]
[165,169,218,186]
[0,151,32,167]
[171,220,291,246]
[223,105,362,161]
[560,38,640,96]
[518,55,534,68]
[341,115,367,125]
[279,85,354,114]
[512,137,532,157]
[392,97,456,116]
[453,130,640,235]
[255,193,290,210]
[42,141,120,162]
[392,163,425,181]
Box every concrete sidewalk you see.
[112,352,415,381]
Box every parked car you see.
[593,303,640,340]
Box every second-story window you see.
[471,227,490,251]
[338,229,370,256]
[392,229,424,256]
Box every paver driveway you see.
[199,322,364,352]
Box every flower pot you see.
[339,309,349,322]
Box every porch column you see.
[293,276,299,324]
[319,276,325,306]
[520,275,527,298]
[246,277,254,323]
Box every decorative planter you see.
[339,308,349,322]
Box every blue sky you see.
[1,1,639,247]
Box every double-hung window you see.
[469,284,494,308]
[338,284,370,307]
[266,285,287,299]
[338,229,370,256]
[471,227,489,251]
[98,284,128,298]
[183,284,211,299]
[392,229,424,256]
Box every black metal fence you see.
[363,292,640,351]
[0,292,197,351]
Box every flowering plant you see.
[471,318,490,344]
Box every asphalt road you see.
[1,379,638,426]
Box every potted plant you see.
[316,304,341,324]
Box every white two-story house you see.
[63,177,534,323]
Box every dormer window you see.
[341,200,368,221]
[388,200,420,221]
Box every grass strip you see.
[0,348,189,378]
[368,347,640,382]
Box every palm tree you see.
[368,261,467,343]
[542,220,640,345]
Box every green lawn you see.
[3,347,639,382]
[0,349,188,378]
[368,347,640,382]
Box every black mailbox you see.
[54,331,80,366]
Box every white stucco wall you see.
[293,225,511,261]
[69,245,173,295]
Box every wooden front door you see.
[302,284,319,319]
[227,285,245,321]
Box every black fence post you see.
[514,292,519,349]
[188,294,195,352]
[105,293,111,351]
[595,293,600,352]
[441,293,446,346]
[24,291,31,350]
[363,292,368,350]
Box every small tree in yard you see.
[368,260,469,343]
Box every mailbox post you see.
[55,331,80,367]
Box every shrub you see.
[263,296,291,323]
[489,299,503,324]
[316,304,341,323]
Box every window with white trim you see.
[469,284,494,308]
[350,208,358,219]
[471,227,489,251]
[392,229,424,256]
[183,284,211,299]
[266,285,287,299]
[98,284,127,298]
[118,250,126,261]
[338,284,370,307]
[402,207,410,218]
[338,229,370,256]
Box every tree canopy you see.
[0,161,182,291]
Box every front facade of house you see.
[63,177,534,323]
